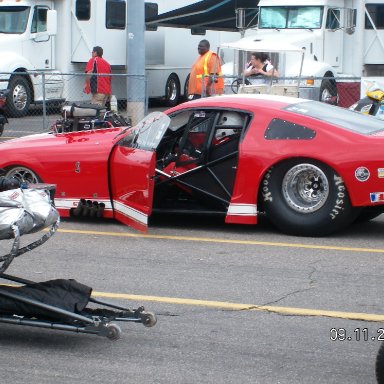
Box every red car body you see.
[1,94,384,236]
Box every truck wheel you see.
[5,166,41,184]
[165,74,180,107]
[260,160,360,236]
[376,342,384,384]
[320,79,338,105]
[183,74,190,101]
[7,75,31,117]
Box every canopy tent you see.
[220,38,305,95]
[220,39,305,53]
[145,0,259,33]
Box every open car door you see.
[109,112,171,232]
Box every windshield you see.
[0,6,30,34]
[259,6,323,29]
[285,101,384,135]
[117,112,170,150]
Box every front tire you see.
[5,166,41,184]
[260,160,360,236]
[7,75,32,117]
[165,73,180,107]
[320,79,338,105]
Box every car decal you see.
[113,200,148,225]
[227,203,257,216]
[370,192,384,203]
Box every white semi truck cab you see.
[0,1,63,116]
[236,0,384,106]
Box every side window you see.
[31,7,48,33]
[106,0,126,29]
[76,0,91,21]
[265,118,316,140]
[365,4,384,29]
[326,8,340,29]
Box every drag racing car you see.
[1,94,384,237]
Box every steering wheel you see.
[231,78,251,94]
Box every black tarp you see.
[0,279,91,321]
[145,0,259,33]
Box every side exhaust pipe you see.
[72,198,86,216]
[71,199,106,218]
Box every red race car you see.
[1,94,384,236]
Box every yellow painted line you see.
[57,228,384,254]
[2,282,382,322]
[93,291,384,323]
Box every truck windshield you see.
[0,6,30,34]
[259,6,323,29]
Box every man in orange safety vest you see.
[187,39,224,100]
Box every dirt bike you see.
[0,89,9,136]
[349,84,384,119]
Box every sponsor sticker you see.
[378,168,384,178]
[370,192,384,203]
[355,167,370,182]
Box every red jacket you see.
[85,57,112,95]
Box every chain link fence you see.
[215,75,362,108]
[0,72,148,131]
[0,71,370,135]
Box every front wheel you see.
[5,166,41,184]
[6,75,32,117]
[165,73,180,107]
[260,160,360,236]
[320,79,338,105]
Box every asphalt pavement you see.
[0,107,383,384]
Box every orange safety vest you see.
[188,51,224,96]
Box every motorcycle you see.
[0,89,9,136]
[349,83,384,119]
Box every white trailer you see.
[0,0,239,117]
[225,0,384,107]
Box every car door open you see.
[109,112,171,232]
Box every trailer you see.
[0,0,239,117]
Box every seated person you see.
[243,52,279,85]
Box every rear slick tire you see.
[260,160,360,236]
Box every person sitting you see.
[243,52,279,85]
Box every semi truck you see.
[222,0,384,106]
[0,0,238,117]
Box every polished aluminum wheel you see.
[282,163,329,213]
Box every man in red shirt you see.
[84,46,112,106]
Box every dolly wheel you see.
[141,312,157,327]
[106,323,122,341]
